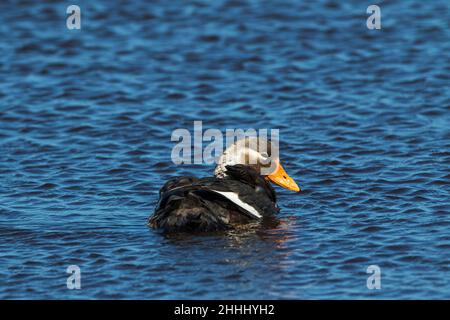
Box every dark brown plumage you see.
[149,165,279,232]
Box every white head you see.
[214,137,300,192]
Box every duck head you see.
[214,137,300,192]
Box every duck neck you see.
[214,164,228,178]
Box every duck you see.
[149,137,300,232]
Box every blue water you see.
[0,0,449,299]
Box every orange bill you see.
[267,162,300,192]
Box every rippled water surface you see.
[1,0,449,299]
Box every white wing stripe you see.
[210,190,262,219]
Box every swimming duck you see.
[149,137,300,232]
